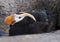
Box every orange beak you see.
[4,16,13,25]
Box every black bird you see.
[4,11,49,36]
[4,12,37,36]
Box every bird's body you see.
[9,17,35,36]
[9,19,48,36]
[4,10,49,36]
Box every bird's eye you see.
[19,17,21,19]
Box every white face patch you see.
[14,14,24,23]
[13,12,36,24]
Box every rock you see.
[0,30,60,42]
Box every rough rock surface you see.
[0,30,60,42]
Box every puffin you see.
[4,12,37,36]
[4,11,48,36]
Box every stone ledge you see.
[0,30,60,42]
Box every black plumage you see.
[9,9,49,36]
[9,17,35,36]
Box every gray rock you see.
[0,30,60,42]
